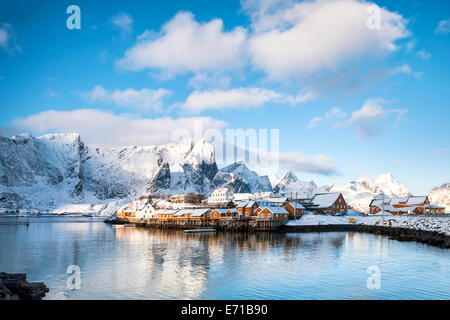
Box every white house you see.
[208,187,234,204]
[119,198,156,219]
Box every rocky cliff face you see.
[0,134,221,214]
[0,133,269,215]
[219,162,272,193]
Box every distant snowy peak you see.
[374,173,411,198]
[428,183,450,212]
[273,171,320,198]
[329,173,411,213]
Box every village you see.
[116,187,446,230]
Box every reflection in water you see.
[0,217,449,300]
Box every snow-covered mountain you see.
[428,183,450,212]
[0,133,271,215]
[327,174,411,213]
[218,162,272,193]
[0,133,221,215]
[145,138,218,195]
[272,171,324,198]
[0,132,447,215]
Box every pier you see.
[114,218,287,232]
[0,221,29,226]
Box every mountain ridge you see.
[0,132,447,215]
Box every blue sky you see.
[0,0,449,195]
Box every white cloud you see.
[181,87,315,113]
[308,107,346,128]
[390,64,422,78]
[13,109,227,147]
[246,0,409,79]
[310,99,407,138]
[276,152,337,175]
[416,49,432,61]
[81,85,172,112]
[0,22,21,54]
[188,73,232,89]
[435,18,450,34]
[110,12,133,35]
[116,12,247,76]
[338,98,407,139]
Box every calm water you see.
[0,217,448,300]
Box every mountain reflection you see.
[108,227,347,299]
[1,218,448,300]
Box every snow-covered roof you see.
[260,206,289,214]
[233,193,253,201]
[247,200,256,207]
[381,205,396,211]
[211,208,229,214]
[155,209,179,215]
[173,209,192,216]
[370,199,383,207]
[266,197,287,203]
[310,193,341,208]
[390,197,409,205]
[428,205,445,209]
[191,208,210,217]
[236,201,248,208]
[288,202,305,209]
[406,196,428,205]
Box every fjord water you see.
[0,217,448,300]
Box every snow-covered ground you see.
[287,214,450,235]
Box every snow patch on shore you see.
[287,214,450,235]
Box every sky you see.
[0,0,449,195]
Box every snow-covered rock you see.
[218,162,272,193]
[272,171,323,197]
[428,183,450,212]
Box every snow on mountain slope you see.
[374,174,410,198]
[428,183,450,212]
[0,133,87,212]
[219,162,272,193]
[268,175,279,189]
[0,134,219,215]
[328,174,411,213]
[272,171,322,197]
[145,139,218,195]
[0,132,447,216]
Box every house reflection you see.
[111,227,347,298]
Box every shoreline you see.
[108,216,450,249]
[281,224,450,249]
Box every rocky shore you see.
[0,273,49,300]
[282,224,450,249]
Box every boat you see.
[184,228,216,233]
[124,224,136,228]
